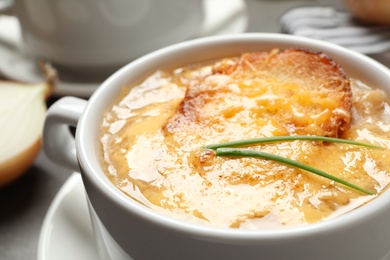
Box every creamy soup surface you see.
[100,50,390,229]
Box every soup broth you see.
[100,49,390,229]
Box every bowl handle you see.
[43,97,87,172]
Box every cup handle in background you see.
[0,0,14,15]
[43,97,87,172]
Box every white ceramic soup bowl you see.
[43,33,390,260]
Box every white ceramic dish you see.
[43,33,390,259]
[37,173,99,260]
[0,0,247,98]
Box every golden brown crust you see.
[164,48,352,138]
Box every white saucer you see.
[0,0,247,98]
[37,173,99,260]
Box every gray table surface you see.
[0,0,359,259]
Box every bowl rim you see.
[76,33,390,242]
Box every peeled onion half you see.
[0,63,55,187]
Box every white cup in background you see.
[2,0,204,81]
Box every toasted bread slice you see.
[164,49,352,139]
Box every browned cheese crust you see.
[164,49,352,138]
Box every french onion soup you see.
[100,49,390,229]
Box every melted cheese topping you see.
[100,61,390,229]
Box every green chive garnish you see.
[215,148,375,195]
[204,135,384,150]
[203,135,382,195]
